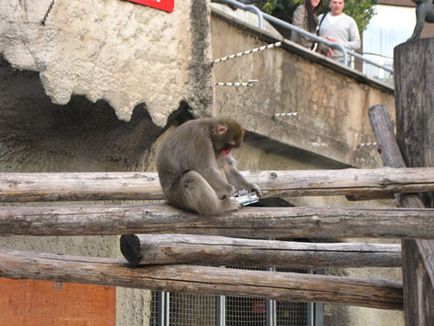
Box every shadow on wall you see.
[0,57,193,172]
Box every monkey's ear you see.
[217,125,227,134]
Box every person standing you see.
[291,0,322,49]
[318,0,360,63]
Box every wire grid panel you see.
[150,291,159,326]
[226,296,268,326]
[276,267,309,326]
[150,238,312,326]
[169,293,216,326]
[224,265,267,326]
[276,301,308,326]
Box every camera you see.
[231,189,259,206]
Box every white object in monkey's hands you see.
[231,190,259,206]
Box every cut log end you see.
[120,234,141,266]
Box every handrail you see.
[350,50,393,74]
[244,4,264,29]
[220,0,393,75]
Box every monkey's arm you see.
[222,156,262,196]
[197,164,235,199]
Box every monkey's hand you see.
[216,183,236,200]
[248,183,262,197]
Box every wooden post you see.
[369,67,434,326]
[369,105,434,325]
[120,234,401,268]
[394,39,434,326]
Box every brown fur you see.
[157,118,261,216]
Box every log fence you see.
[0,107,433,314]
[2,167,434,202]
[0,164,433,311]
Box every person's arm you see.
[342,17,361,51]
[291,6,304,42]
[291,6,315,48]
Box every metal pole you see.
[216,295,226,326]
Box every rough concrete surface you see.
[0,0,212,126]
[0,57,164,172]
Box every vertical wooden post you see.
[394,38,434,326]
[369,104,434,326]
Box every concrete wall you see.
[211,5,396,168]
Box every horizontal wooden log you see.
[120,234,401,268]
[0,249,403,310]
[0,172,162,202]
[2,204,434,238]
[2,168,434,202]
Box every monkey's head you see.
[211,118,244,156]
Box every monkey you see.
[408,0,434,41]
[156,118,262,216]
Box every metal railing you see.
[220,0,393,75]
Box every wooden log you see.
[2,203,434,238]
[119,234,401,268]
[3,168,434,202]
[369,103,434,326]
[0,172,162,202]
[0,249,403,310]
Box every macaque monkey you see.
[157,118,261,216]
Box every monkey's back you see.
[156,119,218,193]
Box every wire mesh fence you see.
[150,239,315,325]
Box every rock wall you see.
[0,0,212,126]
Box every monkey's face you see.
[212,119,244,156]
